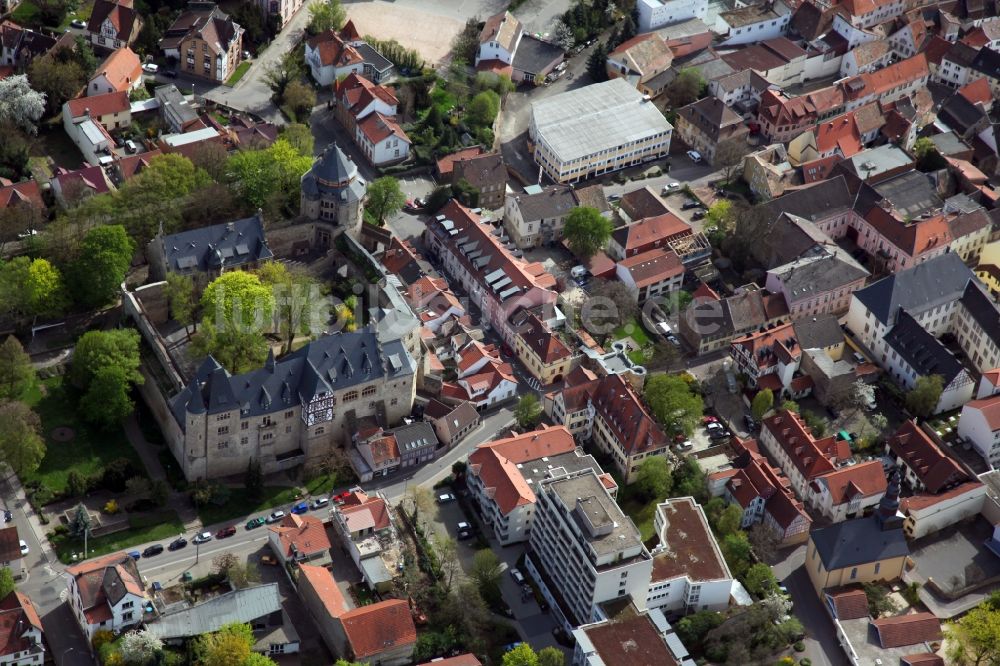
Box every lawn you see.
[196,486,302,526]
[618,485,657,542]
[612,318,651,347]
[51,510,184,563]
[224,61,251,86]
[10,0,41,27]
[304,468,356,496]
[58,0,94,30]
[21,376,143,498]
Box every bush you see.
[794,641,805,652]
[102,457,142,492]
[103,499,119,514]
[801,660,812,666]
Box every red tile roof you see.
[693,281,720,301]
[335,73,398,118]
[468,425,577,514]
[92,47,141,92]
[618,247,684,288]
[0,180,43,209]
[958,78,992,105]
[307,29,362,68]
[339,599,417,659]
[514,311,572,365]
[65,90,129,119]
[872,613,942,649]
[763,410,851,480]
[841,54,928,102]
[87,0,140,42]
[900,480,984,512]
[613,213,692,255]
[358,111,409,146]
[115,149,163,181]
[298,564,350,617]
[815,112,863,157]
[862,205,951,258]
[417,655,481,666]
[589,374,667,457]
[0,591,42,660]
[901,654,944,666]
[0,527,20,564]
[731,320,801,371]
[887,420,970,494]
[825,586,869,620]
[338,494,392,532]
[966,394,1000,430]
[269,513,331,559]
[436,146,484,177]
[811,460,886,503]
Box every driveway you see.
[512,0,574,36]
[771,545,849,666]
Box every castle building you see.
[300,142,365,236]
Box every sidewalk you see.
[122,414,201,528]
[3,470,58,567]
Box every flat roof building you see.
[529,78,673,183]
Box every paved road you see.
[512,0,573,37]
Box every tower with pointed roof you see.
[300,142,365,237]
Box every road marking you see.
[137,535,269,574]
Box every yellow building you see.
[806,471,910,597]
[511,310,574,385]
[976,240,1000,300]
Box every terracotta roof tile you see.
[0,180,43,209]
[268,514,330,559]
[87,0,140,43]
[298,564,349,617]
[358,112,409,146]
[887,420,970,494]
[901,654,944,666]
[65,90,130,119]
[514,311,572,365]
[417,655,481,666]
[611,212,692,254]
[339,599,417,658]
[825,586,869,620]
[872,613,942,649]
[339,495,391,531]
[811,460,887,504]
[92,47,141,92]
[0,591,43,659]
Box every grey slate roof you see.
[768,247,869,300]
[792,313,844,350]
[960,281,1000,346]
[172,328,414,425]
[161,215,272,274]
[512,34,563,75]
[510,186,577,221]
[756,176,853,225]
[852,252,973,325]
[884,311,965,384]
[391,421,438,453]
[301,143,366,203]
[811,515,910,571]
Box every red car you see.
[333,491,352,504]
[215,526,237,538]
[702,416,719,424]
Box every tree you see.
[644,374,704,437]
[81,364,136,427]
[405,485,434,524]
[564,206,612,259]
[863,582,898,618]
[705,199,733,232]
[503,643,541,666]
[779,400,799,413]
[676,610,724,650]
[195,623,254,666]
[0,75,46,134]
[0,257,67,318]
[263,49,305,100]
[257,262,326,353]
[201,271,276,335]
[28,52,86,114]
[747,524,779,562]
[515,393,542,429]
[245,458,263,502]
[70,329,142,392]
[635,456,672,501]
[0,336,32,401]
[150,479,169,505]
[743,563,778,598]
[666,68,705,108]
[452,18,481,64]
[584,279,638,334]
[849,379,875,412]
[125,476,151,501]
[0,401,44,476]
[68,502,92,538]
[905,374,943,418]
[281,123,314,156]
[280,79,316,122]
[586,41,608,81]
[69,225,135,309]
[115,153,212,247]
[471,548,503,606]
[869,413,889,437]
[226,139,312,212]
[538,648,563,666]
[912,136,947,171]
[67,470,89,497]
[945,604,1000,666]
[0,568,14,597]
[715,504,743,538]
[166,273,197,336]
[307,0,345,35]
[118,630,163,666]
[751,389,774,421]
[366,176,407,225]
[213,553,260,589]
[715,138,750,184]
[720,531,753,579]
[466,90,500,128]
[436,536,460,591]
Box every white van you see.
[571,265,588,279]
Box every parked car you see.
[70,18,87,28]
[266,510,286,523]
[143,544,164,557]
[661,182,680,194]
[261,555,278,566]
[127,550,140,560]
[437,492,456,503]
[608,193,622,202]
[706,421,724,430]
[215,526,237,538]
[245,517,266,530]
[310,497,329,510]
[168,537,187,551]
[192,532,212,544]
[404,199,424,213]
[691,210,705,221]
[702,415,719,424]
[686,150,703,163]
[510,568,526,585]
[666,334,680,346]
[333,491,352,504]
[681,201,702,211]
[19,540,29,556]
[3,510,10,523]
[141,63,158,74]
[745,415,758,431]
[676,441,694,452]
[162,69,178,78]
[709,429,732,440]
[290,501,309,515]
